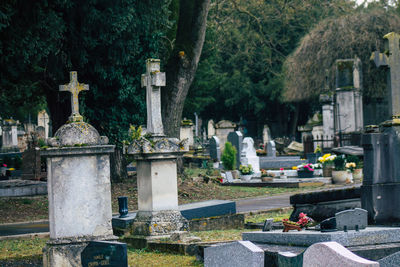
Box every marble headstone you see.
[241,137,261,177]
[303,241,379,267]
[335,208,367,231]
[204,241,264,267]
[266,140,276,157]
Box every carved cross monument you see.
[141,59,166,136]
[371,32,400,125]
[59,71,89,122]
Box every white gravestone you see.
[37,110,50,138]
[262,125,271,144]
[241,137,261,177]
[141,59,166,136]
[207,119,216,139]
[303,242,379,267]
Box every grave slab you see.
[242,227,400,247]
[378,250,400,267]
[204,241,264,267]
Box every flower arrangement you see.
[311,163,322,169]
[282,213,315,232]
[239,164,253,175]
[345,162,356,172]
[297,163,314,172]
[318,153,336,167]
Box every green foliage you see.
[334,155,346,171]
[346,155,360,166]
[239,164,253,175]
[0,0,172,145]
[129,125,142,141]
[221,142,237,170]
[184,0,354,136]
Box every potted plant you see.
[296,163,314,178]
[318,153,336,177]
[347,155,363,182]
[239,164,253,181]
[332,155,352,184]
[311,163,323,176]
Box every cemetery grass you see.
[0,237,202,267]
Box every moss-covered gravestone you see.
[41,72,117,267]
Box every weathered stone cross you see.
[141,59,166,136]
[371,32,400,125]
[59,71,89,122]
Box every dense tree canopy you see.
[0,0,171,144]
[184,0,355,137]
[283,8,400,103]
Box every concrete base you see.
[42,235,117,267]
[0,179,47,197]
[130,210,188,236]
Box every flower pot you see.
[322,165,334,177]
[240,174,253,182]
[353,168,363,182]
[297,170,314,178]
[332,170,353,184]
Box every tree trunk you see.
[110,147,128,183]
[162,0,211,138]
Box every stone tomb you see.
[215,120,236,149]
[41,72,118,267]
[259,141,305,169]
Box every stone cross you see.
[59,71,89,122]
[141,59,166,136]
[371,32,400,124]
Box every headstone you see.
[303,242,379,267]
[141,59,165,136]
[266,140,276,157]
[240,137,260,177]
[1,119,19,152]
[335,208,367,231]
[81,241,127,267]
[335,58,364,134]
[209,136,221,162]
[42,71,116,267]
[180,119,194,146]
[227,131,243,168]
[215,120,236,149]
[37,110,50,138]
[204,241,264,267]
[262,125,271,144]
[262,219,274,232]
[207,119,215,139]
[225,171,234,183]
[36,126,45,140]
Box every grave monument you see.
[41,71,118,266]
[363,32,400,224]
[1,119,19,152]
[127,59,188,236]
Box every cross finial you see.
[59,71,89,122]
[371,32,400,125]
[141,59,166,136]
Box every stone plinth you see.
[42,146,115,239]
[128,137,188,236]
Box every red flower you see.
[280,168,284,171]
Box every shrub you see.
[334,155,346,171]
[221,142,237,170]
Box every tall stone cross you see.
[141,59,166,136]
[59,71,89,122]
[371,32,400,125]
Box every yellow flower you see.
[292,166,298,170]
[9,168,15,171]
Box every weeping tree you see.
[283,9,400,103]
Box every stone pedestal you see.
[128,140,188,236]
[41,122,116,267]
[1,121,19,152]
[362,126,400,224]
